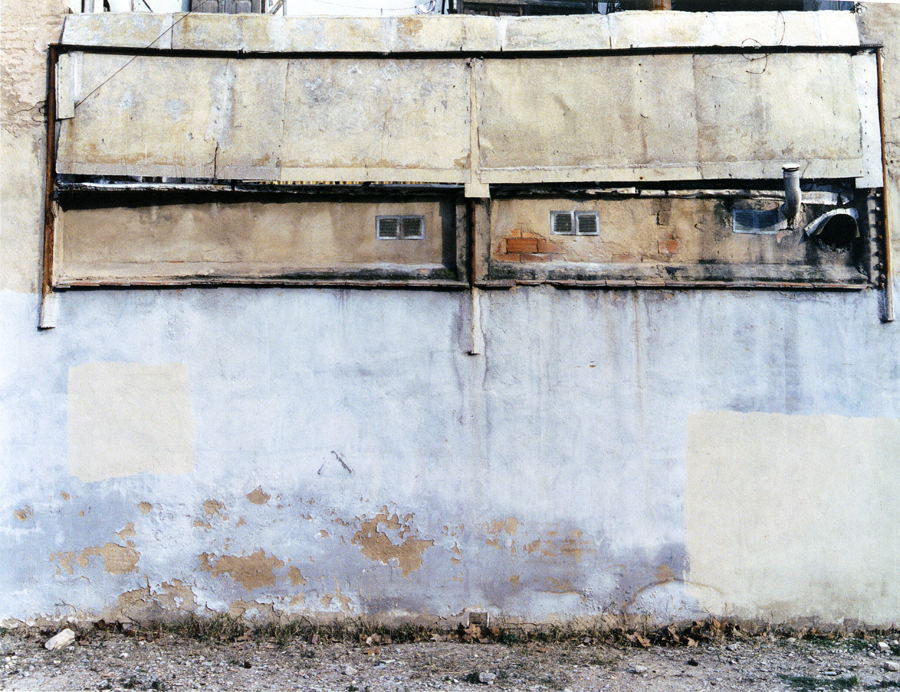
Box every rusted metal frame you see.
[56,278,470,289]
[476,280,868,291]
[54,43,878,61]
[875,46,895,322]
[40,44,60,329]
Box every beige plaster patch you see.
[685,411,900,625]
[288,566,307,586]
[138,502,152,514]
[245,487,271,505]
[78,542,140,575]
[50,551,78,576]
[67,363,194,482]
[199,550,285,591]
[14,506,33,521]
[351,511,433,577]
[203,499,226,518]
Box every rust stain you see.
[558,530,584,560]
[117,522,136,538]
[14,506,33,521]
[203,499,226,518]
[656,564,675,584]
[198,549,285,590]
[351,511,434,577]
[288,566,307,586]
[79,542,140,574]
[547,577,577,594]
[138,502,152,514]
[246,487,270,505]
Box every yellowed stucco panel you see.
[478,56,698,173]
[478,53,864,182]
[56,54,471,182]
[693,52,863,171]
[57,199,450,283]
[67,362,195,482]
[685,411,900,625]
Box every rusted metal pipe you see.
[781,164,802,229]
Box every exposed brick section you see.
[537,239,563,254]
[496,231,566,263]
[658,238,679,255]
[506,238,539,254]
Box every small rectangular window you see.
[552,210,599,236]
[551,211,574,235]
[378,215,424,239]
[575,211,599,236]
[377,216,400,239]
[400,216,425,239]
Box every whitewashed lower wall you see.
[1,0,899,627]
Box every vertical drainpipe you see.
[782,164,802,229]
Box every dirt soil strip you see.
[2,630,899,692]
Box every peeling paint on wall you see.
[199,550,286,591]
[14,506,33,521]
[351,511,434,577]
[246,487,270,505]
[79,542,140,575]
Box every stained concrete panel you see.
[67,362,195,482]
[693,52,864,179]
[56,53,472,183]
[59,12,860,53]
[478,52,865,183]
[486,196,869,285]
[685,411,900,625]
[56,199,453,285]
[478,56,699,178]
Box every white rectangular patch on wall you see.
[67,362,195,482]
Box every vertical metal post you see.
[40,45,60,330]
[876,47,895,322]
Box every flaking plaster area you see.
[685,411,900,626]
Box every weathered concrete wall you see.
[2,5,899,628]
[56,198,456,284]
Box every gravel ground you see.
[1,627,899,692]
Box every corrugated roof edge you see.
[59,10,860,53]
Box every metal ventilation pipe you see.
[782,163,802,228]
